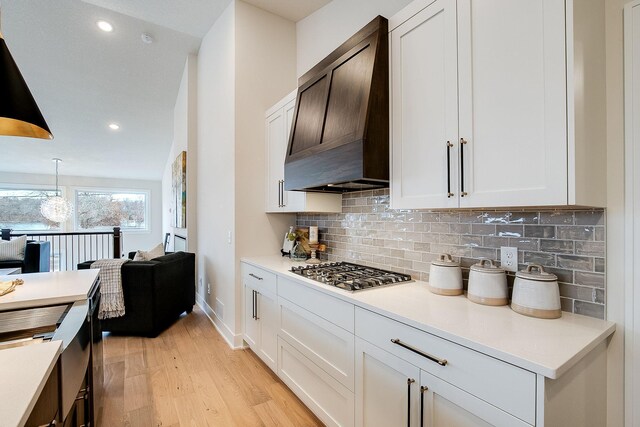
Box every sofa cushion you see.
[0,236,27,261]
[133,243,164,261]
[151,252,185,263]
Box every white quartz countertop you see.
[0,341,61,427]
[0,269,99,312]
[241,256,616,379]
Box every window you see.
[75,189,148,231]
[0,188,62,231]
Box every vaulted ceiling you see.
[0,0,329,180]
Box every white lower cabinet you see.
[355,306,537,426]
[242,265,278,372]
[240,262,609,427]
[278,337,355,427]
[354,307,536,424]
[355,337,531,427]
[243,285,278,371]
[355,338,421,427]
[420,371,530,427]
[276,276,356,426]
[279,297,355,391]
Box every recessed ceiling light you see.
[108,123,120,130]
[141,33,154,44]
[97,20,114,32]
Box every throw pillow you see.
[133,243,165,261]
[0,235,27,261]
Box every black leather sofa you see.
[0,241,51,273]
[78,251,195,337]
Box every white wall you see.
[296,0,412,77]
[196,1,237,340]
[234,0,297,335]
[0,171,162,256]
[162,54,198,253]
[605,1,635,425]
[193,0,296,346]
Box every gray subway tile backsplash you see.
[540,239,574,254]
[556,226,595,241]
[524,225,556,238]
[540,211,575,225]
[297,189,607,319]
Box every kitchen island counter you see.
[0,341,61,427]
[0,269,99,312]
[241,255,615,379]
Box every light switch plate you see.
[500,247,518,272]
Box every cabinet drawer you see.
[280,297,355,391]
[278,277,354,333]
[241,263,276,296]
[278,337,355,427]
[355,308,536,425]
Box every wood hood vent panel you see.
[284,16,389,193]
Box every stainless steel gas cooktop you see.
[290,262,412,292]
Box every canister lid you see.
[515,264,558,282]
[432,253,460,267]
[470,259,505,274]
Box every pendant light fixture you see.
[0,4,53,139]
[40,159,73,223]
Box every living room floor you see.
[102,307,323,426]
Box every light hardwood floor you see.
[102,306,323,426]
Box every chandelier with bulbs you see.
[40,158,73,223]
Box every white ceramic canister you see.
[428,254,463,296]
[467,259,508,306]
[511,264,561,319]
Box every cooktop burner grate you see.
[290,262,412,291]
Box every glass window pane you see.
[76,190,147,230]
[0,189,62,231]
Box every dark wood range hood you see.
[284,16,389,193]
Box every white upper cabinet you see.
[390,0,606,209]
[266,105,287,212]
[456,0,567,207]
[265,90,342,213]
[390,0,459,209]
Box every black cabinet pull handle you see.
[277,180,282,207]
[281,180,286,207]
[407,378,415,427]
[446,142,454,198]
[391,338,448,366]
[420,386,428,427]
[252,290,256,320]
[249,273,263,280]
[255,291,260,320]
[460,138,468,197]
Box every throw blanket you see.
[91,259,129,319]
[0,278,24,297]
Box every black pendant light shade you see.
[0,32,52,139]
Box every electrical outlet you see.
[227,231,232,244]
[500,247,518,272]
[207,282,211,295]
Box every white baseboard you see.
[196,294,244,349]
